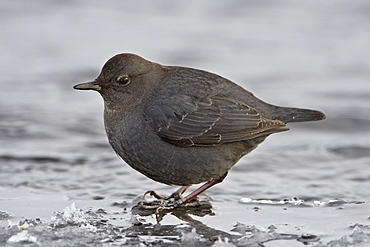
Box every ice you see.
[7,230,37,243]
[239,197,306,206]
[231,222,259,235]
[50,203,87,227]
[181,228,200,242]
[212,237,237,247]
[0,201,370,246]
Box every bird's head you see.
[74,53,165,111]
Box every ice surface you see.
[0,202,369,246]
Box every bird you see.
[73,53,325,208]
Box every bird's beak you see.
[73,81,101,91]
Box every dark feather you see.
[145,95,289,147]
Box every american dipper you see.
[74,53,325,207]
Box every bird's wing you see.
[144,95,289,147]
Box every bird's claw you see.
[133,193,207,211]
[144,190,164,200]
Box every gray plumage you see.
[74,53,325,188]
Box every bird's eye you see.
[116,75,130,85]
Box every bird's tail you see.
[270,106,326,123]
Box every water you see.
[1,0,370,246]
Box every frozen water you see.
[1,202,370,246]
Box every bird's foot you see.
[132,190,213,223]
[133,192,210,211]
[132,197,212,223]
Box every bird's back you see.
[158,66,326,124]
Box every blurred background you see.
[0,0,369,246]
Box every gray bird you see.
[74,53,325,207]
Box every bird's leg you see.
[174,172,228,207]
[144,185,190,200]
[137,173,227,211]
[168,186,190,200]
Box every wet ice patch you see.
[322,224,370,247]
[0,212,10,220]
[313,198,348,207]
[1,203,130,246]
[7,218,42,230]
[239,197,363,208]
[181,228,201,243]
[239,197,306,206]
[7,230,37,243]
[229,223,299,246]
[50,203,86,227]
[49,202,97,232]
